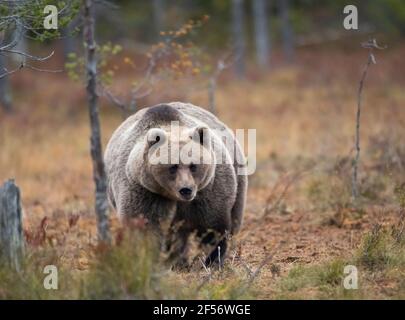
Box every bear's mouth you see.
[178,187,195,201]
[179,194,194,201]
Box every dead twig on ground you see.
[246,242,284,286]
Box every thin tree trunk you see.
[0,180,24,271]
[352,46,376,199]
[231,0,246,77]
[153,0,164,37]
[252,0,270,68]
[278,0,294,63]
[208,77,216,114]
[83,0,110,243]
[0,55,13,112]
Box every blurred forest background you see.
[0,0,405,299]
[2,0,405,109]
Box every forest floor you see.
[0,43,404,299]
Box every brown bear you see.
[104,102,247,266]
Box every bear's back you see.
[167,102,228,132]
[167,102,244,169]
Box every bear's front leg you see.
[199,229,229,267]
[165,229,190,270]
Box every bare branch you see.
[0,63,23,79]
[1,49,55,61]
[361,38,387,50]
[24,64,63,73]
[0,0,79,78]
[99,84,127,112]
[0,18,23,51]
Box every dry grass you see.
[0,43,405,299]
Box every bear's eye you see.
[169,165,178,174]
[190,164,197,173]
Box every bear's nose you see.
[179,187,193,197]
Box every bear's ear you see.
[146,128,167,147]
[191,126,211,149]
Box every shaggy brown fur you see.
[104,102,247,266]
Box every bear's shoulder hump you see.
[142,104,182,124]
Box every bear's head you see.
[126,125,216,202]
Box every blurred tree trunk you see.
[231,0,246,77]
[10,23,27,65]
[0,55,13,113]
[278,0,294,63]
[62,24,76,61]
[0,16,21,113]
[252,0,270,69]
[153,0,165,37]
[83,0,110,244]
